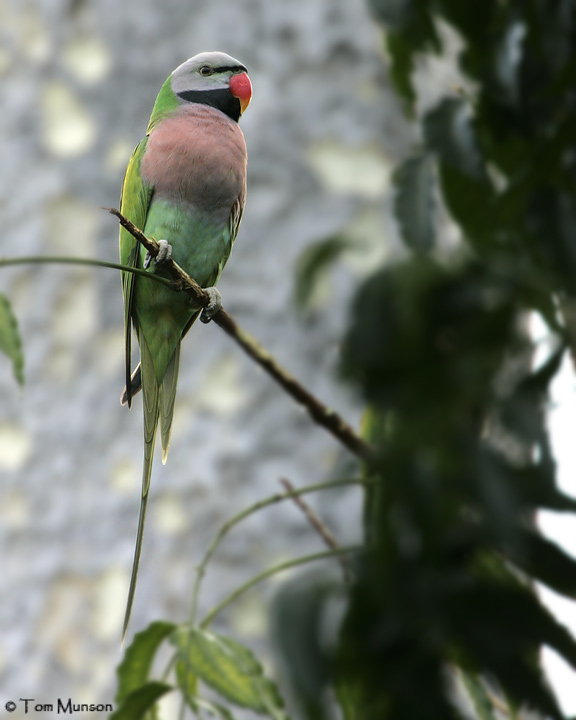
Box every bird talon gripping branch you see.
[118,51,252,639]
[154,239,173,265]
[143,239,172,269]
[200,287,222,323]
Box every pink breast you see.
[141,105,247,210]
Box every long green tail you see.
[122,335,159,642]
[122,336,180,641]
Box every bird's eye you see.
[199,65,213,76]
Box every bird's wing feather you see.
[160,343,180,463]
[119,137,154,407]
[156,192,245,461]
[229,194,245,245]
[179,193,245,341]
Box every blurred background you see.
[0,0,414,714]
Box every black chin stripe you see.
[177,89,241,122]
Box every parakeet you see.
[119,51,252,639]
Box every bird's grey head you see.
[170,51,251,122]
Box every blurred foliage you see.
[293,235,351,313]
[286,0,576,719]
[393,151,436,251]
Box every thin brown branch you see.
[280,478,352,582]
[108,207,374,462]
[107,207,208,302]
[485,690,514,717]
[280,478,340,550]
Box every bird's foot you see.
[200,287,222,324]
[144,239,172,269]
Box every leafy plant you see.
[329,1,576,718]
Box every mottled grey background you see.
[0,0,416,716]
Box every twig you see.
[199,545,363,629]
[280,478,340,551]
[485,691,514,717]
[188,477,370,624]
[108,207,374,462]
[280,478,352,582]
[0,255,172,286]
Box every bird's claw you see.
[200,287,223,323]
[154,239,173,264]
[144,239,172,269]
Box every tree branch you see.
[108,207,374,462]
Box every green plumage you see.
[119,52,249,641]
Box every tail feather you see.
[160,345,180,465]
[122,478,150,643]
[122,336,159,642]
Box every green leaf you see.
[385,31,417,111]
[193,697,238,720]
[368,0,412,28]
[0,292,24,385]
[433,0,498,47]
[174,669,238,720]
[425,98,486,180]
[378,2,441,113]
[506,529,576,600]
[294,236,349,312]
[459,671,499,720]
[493,19,527,105]
[334,681,362,720]
[521,343,565,395]
[115,621,176,706]
[448,583,569,718]
[172,627,288,719]
[175,658,199,710]
[109,681,172,720]
[341,258,516,416]
[499,345,565,447]
[507,463,576,514]
[424,98,494,243]
[393,152,436,251]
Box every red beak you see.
[229,72,252,115]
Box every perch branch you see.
[108,207,374,462]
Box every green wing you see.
[119,137,153,407]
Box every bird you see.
[118,51,252,640]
